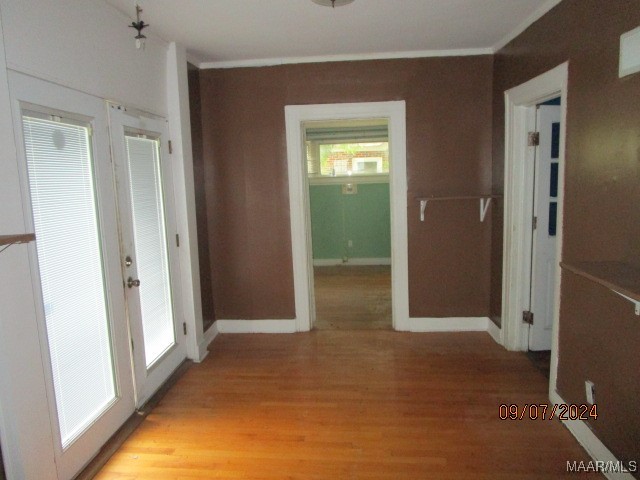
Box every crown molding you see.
[197,47,493,69]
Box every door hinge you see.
[176,233,180,247]
[131,339,135,352]
[523,310,534,325]
[533,216,538,230]
[528,131,540,146]
[168,140,173,154]
[183,322,187,335]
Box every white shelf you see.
[416,195,502,222]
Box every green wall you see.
[309,182,390,261]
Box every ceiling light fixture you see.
[129,4,149,50]
[311,0,355,7]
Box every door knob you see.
[127,277,141,288]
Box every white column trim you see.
[166,42,204,361]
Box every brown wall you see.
[188,63,215,330]
[492,0,640,463]
[198,56,494,319]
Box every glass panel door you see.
[109,107,186,407]
[23,114,117,447]
[10,71,135,480]
[124,134,176,367]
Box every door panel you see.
[125,134,177,367]
[9,72,135,480]
[109,106,186,407]
[529,104,561,351]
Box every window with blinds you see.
[124,134,175,368]
[308,142,389,178]
[304,123,389,179]
[22,114,116,448]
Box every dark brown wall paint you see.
[559,272,640,464]
[188,63,215,329]
[198,56,494,319]
[492,0,640,463]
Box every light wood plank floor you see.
[313,266,392,330]
[95,331,600,479]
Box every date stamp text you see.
[499,403,598,420]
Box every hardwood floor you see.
[313,265,392,330]
[95,331,600,479]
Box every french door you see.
[529,104,561,351]
[108,106,186,407]
[10,73,135,480]
[11,72,187,478]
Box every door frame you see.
[108,104,187,407]
[501,62,568,393]
[285,101,408,331]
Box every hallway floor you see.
[313,265,392,330]
[95,331,600,479]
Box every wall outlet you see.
[585,380,596,405]
[348,240,353,248]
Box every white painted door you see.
[9,73,136,480]
[529,104,561,351]
[109,106,187,407]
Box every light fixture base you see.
[311,0,355,7]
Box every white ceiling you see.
[104,0,561,68]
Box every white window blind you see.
[22,114,116,448]
[125,135,175,367]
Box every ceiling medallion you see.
[311,0,355,7]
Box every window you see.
[307,141,389,178]
[353,157,383,174]
[22,113,117,448]
[124,133,176,367]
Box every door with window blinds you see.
[10,72,135,480]
[109,106,186,407]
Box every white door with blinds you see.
[9,73,135,480]
[109,106,186,407]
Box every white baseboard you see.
[403,317,490,332]
[216,319,297,334]
[549,390,635,479]
[313,257,391,266]
[195,322,219,362]
[487,318,502,345]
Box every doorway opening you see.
[303,119,392,330]
[526,96,561,377]
[284,101,408,332]
[501,62,568,397]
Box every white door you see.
[529,104,561,351]
[109,106,186,407]
[10,73,135,479]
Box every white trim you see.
[549,390,635,480]
[166,43,204,362]
[199,48,492,69]
[196,322,219,362]
[313,258,391,267]
[403,317,489,333]
[285,101,409,332]
[487,318,502,345]
[215,319,297,334]
[502,62,568,355]
[492,0,563,52]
